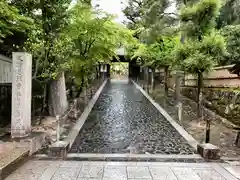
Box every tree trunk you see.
[143,67,147,89]
[197,72,203,118]
[164,66,169,96]
[146,67,149,93]
[69,77,74,98]
[152,68,155,90]
[175,72,181,104]
[76,77,84,97]
[48,72,68,116]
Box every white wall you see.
[184,65,240,87]
[0,54,12,83]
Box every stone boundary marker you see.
[132,80,199,152]
[11,52,32,138]
[49,79,108,158]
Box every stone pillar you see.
[100,64,107,79]
[11,52,32,138]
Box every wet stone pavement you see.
[70,80,195,154]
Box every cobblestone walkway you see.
[6,160,239,180]
[70,80,195,154]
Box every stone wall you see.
[181,87,240,126]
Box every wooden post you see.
[56,115,60,142]
[205,119,210,143]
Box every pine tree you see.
[175,0,226,119]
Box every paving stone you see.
[193,168,226,180]
[52,167,81,180]
[149,167,177,180]
[60,161,83,167]
[14,161,49,175]
[128,179,152,180]
[103,178,127,180]
[171,167,202,180]
[223,166,240,179]
[38,165,60,180]
[127,166,152,179]
[78,179,101,180]
[103,166,127,179]
[5,173,41,180]
[79,165,104,178]
[70,81,195,154]
[5,160,239,180]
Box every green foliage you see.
[122,0,144,30]
[216,0,240,28]
[221,25,240,64]
[180,0,221,39]
[123,0,178,42]
[175,32,226,73]
[0,1,33,41]
[175,0,226,74]
[23,0,71,80]
[132,36,178,68]
[0,0,33,55]
[65,2,135,85]
[124,0,179,69]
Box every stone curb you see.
[34,153,205,163]
[0,148,29,180]
[66,153,204,163]
[49,79,108,158]
[132,80,199,152]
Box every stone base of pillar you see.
[14,132,47,155]
[11,129,31,139]
[197,143,220,160]
[49,141,69,159]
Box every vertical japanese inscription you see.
[11,53,33,138]
[15,56,23,129]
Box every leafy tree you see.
[141,0,178,41]
[0,0,33,55]
[132,36,178,94]
[122,0,144,30]
[22,0,72,115]
[123,0,178,41]
[216,0,240,28]
[66,2,135,93]
[175,0,226,117]
[221,25,240,65]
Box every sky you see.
[92,0,128,23]
[71,0,176,24]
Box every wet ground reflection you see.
[70,80,195,154]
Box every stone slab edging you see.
[65,153,204,162]
[66,79,108,150]
[132,80,199,152]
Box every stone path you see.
[70,80,195,154]
[5,160,239,180]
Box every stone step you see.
[0,132,47,179]
[0,147,29,180]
